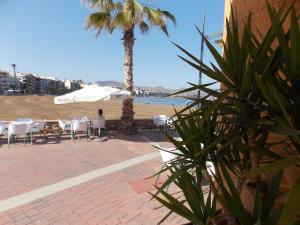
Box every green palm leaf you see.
[279,177,300,225]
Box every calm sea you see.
[134,97,188,106]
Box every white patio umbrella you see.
[54,85,130,104]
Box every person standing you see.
[93,109,105,138]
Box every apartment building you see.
[0,70,20,93]
[0,69,86,95]
[16,72,36,94]
[15,73,67,94]
[64,79,82,91]
[0,70,10,93]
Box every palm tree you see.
[85,0,176,134]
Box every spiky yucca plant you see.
[152,2,300,225]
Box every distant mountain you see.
[95,80,124,87]
[138,85,177,94]
[94,80,201,97]
[95,80,176,93]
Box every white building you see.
[0,70,20,93]
[0,68,86,95]
[64,80,72,90]
[42,77,65,94]
[0,70,10,92]
[64,79,82,91]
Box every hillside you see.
[94,80,218,97]
[96,80,181,94]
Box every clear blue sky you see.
[0,0,224,89]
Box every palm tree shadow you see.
[0,129,172,147]
[111,129,170,143]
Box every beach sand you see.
[0,96,179,120]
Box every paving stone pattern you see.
[0,131,188,225]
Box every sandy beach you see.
[0,95,179,120]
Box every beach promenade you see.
[0,131,187,225]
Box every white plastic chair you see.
[0,122,8,136]
[31,120,47,142]
[16,118,33,124]
[92,117,105,138]
[153,115,174,135]
[58,119,72,132]
[71,120,89,141]
[31,121,46,132]
[154,141,216,185]
[153,115,171,127]
[92,118,105,129]
[74,116,88,121]
[153,142,180,185]
[158,146,179,166]
[8,122,32,147]
[206,161,216,177]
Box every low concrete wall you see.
[44,119,156,133]
[2,119,157,135]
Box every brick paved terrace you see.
[0,130,189,225]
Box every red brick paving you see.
[129,177,160,194]
[0,131,188,224]
[0,133,156,201]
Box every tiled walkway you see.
[0,131,187,225]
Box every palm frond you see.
[85,12,111,36]
[161,10,177,25]
[123,0,135,19]
[133,0,143,15]
[110,11,129,31]
[85,0,175,35]
[143,7,175,36]
[159,21,169,36]
[137,20,149,33]
[84,0,115,11]
[143,7,162,25]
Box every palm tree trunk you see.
[120,27,137,134]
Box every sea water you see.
[134,97,188,106]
